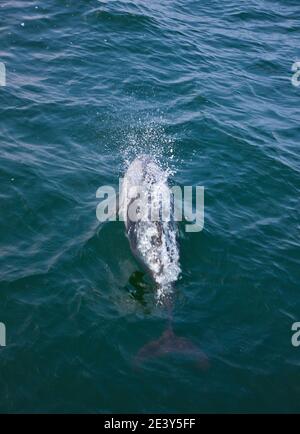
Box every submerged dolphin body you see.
[120,155,209,369]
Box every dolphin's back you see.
[121,156,180,300]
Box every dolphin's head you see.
[124,155,165,187]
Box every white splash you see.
[120,117,178,178]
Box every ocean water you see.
[0,0,300,413]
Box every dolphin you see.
[119,155,209,369]
[120,155,180,300]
